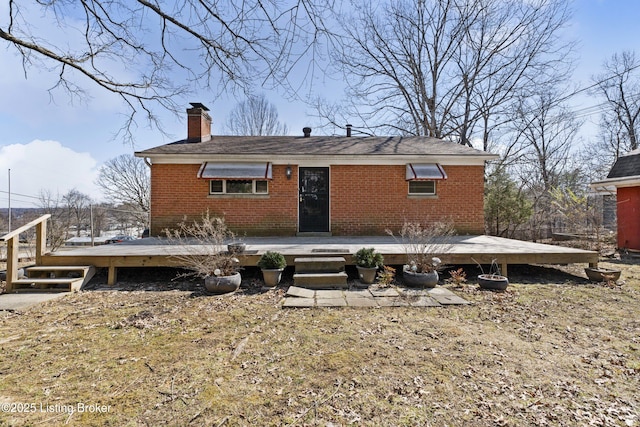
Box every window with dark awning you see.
[197,162,273,179]
[405,163,447,180]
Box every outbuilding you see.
[591,148,640,251]
[135,103,498,236]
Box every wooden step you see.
[10,265,96,292]
[26,265,94,278]
[294,257,346,274]
[11,277,85,292]
[293,272,348,289]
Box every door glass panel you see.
[299,168,329,232]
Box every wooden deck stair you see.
[293,257,348,289]
[11,265,96,293]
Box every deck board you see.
[41,235,598,272]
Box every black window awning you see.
[405,163,447,180]
[198,162,273,179]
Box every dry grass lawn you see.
[0,261,639,426]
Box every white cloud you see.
[0,140,102,208]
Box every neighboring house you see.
[135,103,498,236]
[591,148,640,251]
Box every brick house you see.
[591,149,640,251]
[135,103,498,236]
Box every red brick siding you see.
[616,186,640,250]
[150,164,298,236]
[149,163,486,236]
[329,165,485,235]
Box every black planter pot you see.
[403,268,439,288]
[478,274,508,291]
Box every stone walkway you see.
[282,286,470,308]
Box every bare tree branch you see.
[318,0,575,148]
[591,51,640,153]
[1,0,333,144]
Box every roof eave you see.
[134,152,499,166]
[590,175,640,190]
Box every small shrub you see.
[257,251,287,270]
[388,220,455,273]
[447,268,467,287]
[164,211,240,278]
[376,265,396,287]
[354,247,384,269]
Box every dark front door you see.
[298,167,330,233]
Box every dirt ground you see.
[0,260,639,426]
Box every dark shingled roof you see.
[136,135,494,157]
[607,150,640,178]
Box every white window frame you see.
[209,179,269,195]
[408,180,436,196]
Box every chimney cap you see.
[189,102,209,111]
[303,127,312,137]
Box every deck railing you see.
[0,214,51,292]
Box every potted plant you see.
[475,259,508,291]
[165,211,242,294]
[403,257,442,288]
[257,251,287,287]
[584,266,621,283]
[388,221,455,288]
[353,247,384,285]
[227,241,246,254]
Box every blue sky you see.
[1,0,639,207]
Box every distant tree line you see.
[2,154,153,250]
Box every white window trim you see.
[209,179,269,195]
[408,180,437,196]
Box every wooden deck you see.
[40,235,599,286]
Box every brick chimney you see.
[186,102,211,142]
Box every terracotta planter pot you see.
[403,268,439,288]
[478,274,508,291]
[357,266,378,285]
[204,272,241,294]
[261,268,284,287]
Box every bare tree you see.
[1,0,331,143]
[95,154,150,226]
[224,94,289,135]
[89,203,114,239]
[62,189,92,237]
[511,91,582,193]
[319,0,574,147]
[591,51,640,153]
[580,114,629,182]
[37,189,70,250]
[484,168,532,238]
[507,87,582,240]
